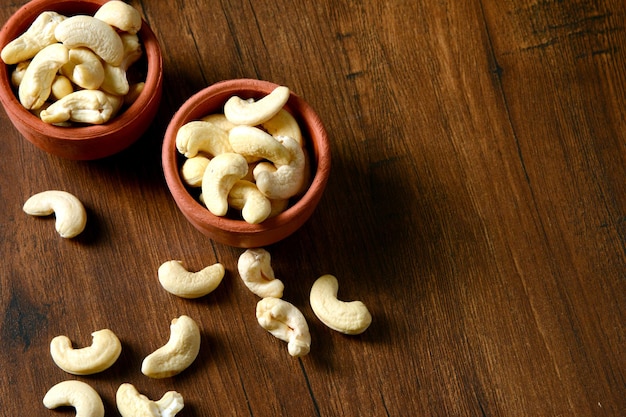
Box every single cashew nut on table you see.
[18,43,69,109]
[50,328,122,375]
[253,135,307,200]
[238,248,284,298]
[158,260,225,299]
[256,297,311,357]
[94,0,143,34]
[228,125,292,166]
[55,15,125,66]
[224,85,290,126]
[310,274,372,335]
[117,383,184,417]
[43,380,104,417]
[176,120,234,158]
[201,152,249,217]
[23,190,87,238]
[141,315,201,378]
[1,11,66,65]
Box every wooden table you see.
[1,0,624,415]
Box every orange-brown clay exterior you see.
[162,79,331,248]
[0,0,163,160]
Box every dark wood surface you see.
[1,0,625,415]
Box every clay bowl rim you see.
[162,78,332,238]
[0,0,163,141]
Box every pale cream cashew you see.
[55,15,124,66]
[50,75,74,100]
[10,60,29,88]
[60,47,105,90]
[180,155,210,187]
[176,120,234,158]
[1,11,66,64]
[201,112,236,132]
[94,0,142,34]
[50,329,122,375]
[201,152,248,217]
[43,380,104,417]
[228,125,291,166]
[100,33,143,96]
[227,180,272,224]
[18,43,69,109]
[262,108,303,146]
[309,274,372,335]
[141,315,201,378]
[116,383,184,417]
[23,190,87,238]
[237,248,284,298]
[253,136,307,199]
[256,297,310,357]
[40,89,120,125]
[224,85,290,126]
[158,260,225,299]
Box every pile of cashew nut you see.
[176,85,310,224]
[1,1,146,125]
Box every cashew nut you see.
[180,155,210,187]
[100,33,143,96]
[224,85,290,126]
[18,43,69,109]
[228,125,291,166]
[253,136,307,199]
[60,47,105,90]
[176,120,234,158]
[55,15,124,66]
[201,112,236,132]
[227,180,272,224]
[158,260,225,299]
[40,89,121,125]
[10,60,30,88]
[94,0,143,34]
[50,75,74,100]
[116,383,184,417]
[1,11,66,65]
[43,380,104,417]
[141,315,201,378]
[23,190,87,238]
[237,248,284,298]
[201,152,248,217]
[256,297,310,357]
[309,274,372,335]
[262,108,303,146]
[50,329,122,375]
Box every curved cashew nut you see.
[224,85,290,126]
[158,260,225,299]
[94,0,142,34]
[1,11,66,64]
[237,248,284,298]
[51,75,74,100]
[50,329,122,375]
[11,60,30,88]
[18,43,69,109]
[61,47,105,90]
[176,120,234,158]
[201,152,248,217]
[229,125,291,166]
[262,109,303,146]
[55,15,124,66]
[43,380,104,417]
[116,383,184,417]
[256,297,310,357]
[100,33,143,96]
[227,180,272,224]
[180,155,210,187]
[23,190,87,238]
[309,274,372,335]
[141,315,201,378]
[253,136,307,200]
[40,89,120,125]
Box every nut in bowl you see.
[0,0,163,160]
[162,79,331,248]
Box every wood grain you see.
[1,0,624,415]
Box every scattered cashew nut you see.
[94,0,143,34]
[141,315,201,378]
[50,328,122,375]
[23,190,87,238]
[43,380,104,417]
[18,42,69,109]
[309,274,372,335]
[227,180,272,224]
[201,152,249,217]
[116,383,184,417]
[55,15,124,66]
[175,120,234,158]
[237,248,284,298]
[256,297,310,357]
[1,11,66,64]
[224,85,290,126]
[158,260,225,299]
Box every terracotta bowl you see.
[0,0,163,160]
[162,79,331,248]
